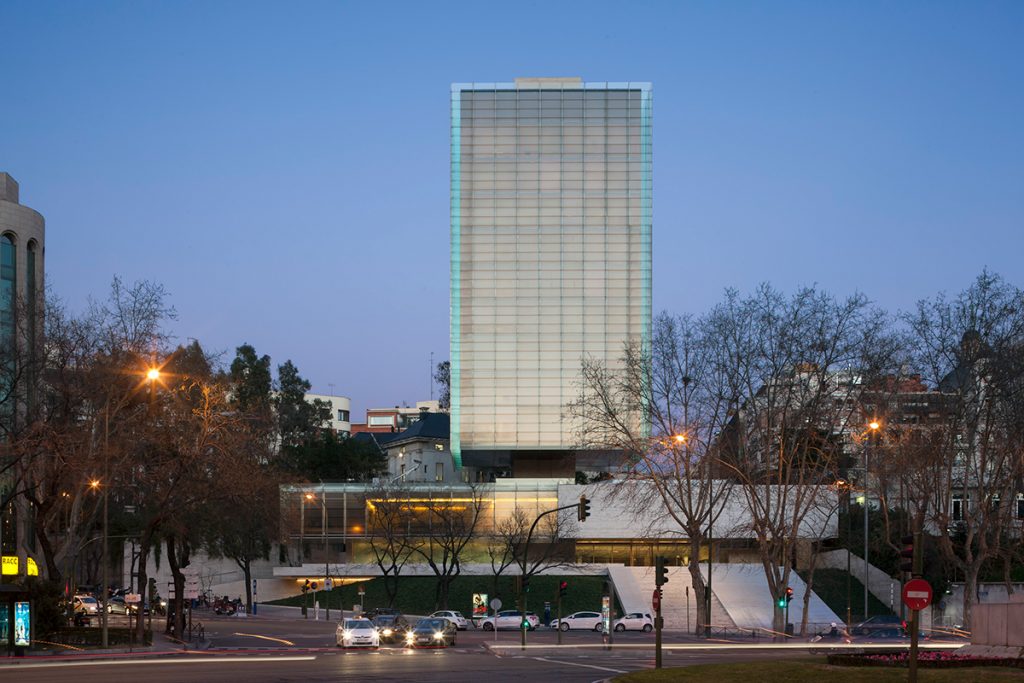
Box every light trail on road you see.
[0,655,317,671]
[488,641,966,652]
[232,632,297,646]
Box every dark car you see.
[405,618,457,648]
[850,616,908,639]
[372,614,408,644]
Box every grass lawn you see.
[267,574,617,617]
[801,568,895,623]
[614,660,1024,683]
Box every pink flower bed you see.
[827,651,1024,669]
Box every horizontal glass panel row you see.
[459,153,645,162]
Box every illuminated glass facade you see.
[450,79,652,470]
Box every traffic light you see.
[302,579,310,594]
[522,575,531,593]
[559,581,568,599]
[578,495,591,522]
[785,587,794,605]
[900,534,915,574]
[655,556,669,586]
[776,592,786,609]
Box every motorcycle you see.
[213,597,237,615]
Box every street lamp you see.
[863,420,880,621]
[305,491,331,620]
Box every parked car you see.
[337,618,380,648]
[429,610,469,631]
[371,614,408,643]
[405,618,457,648]
[549,611,604,631]
[72,595,99,615]
[613,612,653,632]
[479,610,540,631]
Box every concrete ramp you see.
[613,565,735,632]
[607,563,841,634]
[707,563,840,632]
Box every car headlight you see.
[382,628,392,636]
[405,633,415,643]
[342,631,352,639]
[433,631,444,640]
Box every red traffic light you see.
[899,534,915,573]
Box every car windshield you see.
[374,615,397,624]
[416,619,446,630]
[345,620,373,630]
[81,597,97,604]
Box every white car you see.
[336,618,380,648]
[548,611,604,631]
[614,612,654,632]
[479,610,540,631]
[73,595,99,614]
[429,610,470,630]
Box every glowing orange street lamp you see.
[863,420,881,620]
[89,479,100,490]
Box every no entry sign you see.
[902,579,933,611]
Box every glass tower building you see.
[450,78,652,476]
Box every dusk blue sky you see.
[3,1,1022,420]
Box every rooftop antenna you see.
[430,351,434,400]
[328,382,335,397]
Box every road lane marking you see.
[232,633,296,646]
[0,655,317,670]
[532,657,628,674]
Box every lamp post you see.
[863,421,880,621]
[305,492,330,620]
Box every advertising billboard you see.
[14,601,30,647]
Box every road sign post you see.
[489,598,501,644]
[901,530,930,683]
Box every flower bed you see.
[828,651,1024,669]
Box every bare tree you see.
[570,312,735,634]
[709,285,892,637]
[487,505,572,603]
[411,487,486,609]
[366,485,419,608]
[905,271,1024,628]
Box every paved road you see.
[3,610,964,682]
[0,644,814,683]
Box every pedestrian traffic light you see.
[655,556,669,586]
[785,587,794,605]
[578,495,591,522]
[900,534,915,574]
[559,581,568,599]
